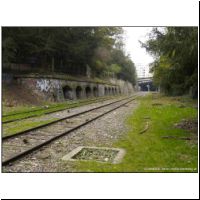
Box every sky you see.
[123,27,155,77]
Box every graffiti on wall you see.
[36,79,60,92]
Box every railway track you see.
[2,95,137,166]
[3,96,126,140]
[2,96,117,124]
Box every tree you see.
[141,27,198,97]
[2,27,137,86]
[109,48,137,85]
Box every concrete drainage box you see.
[62,146,126,164]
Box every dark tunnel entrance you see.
[76,86,82,99]
[85,86,92,98]
[93,87,98,97]
[108,88,111,95]
[105,87,108,95]
[63,85,73,100]
[112,88,115,95]
[114,88,117,95]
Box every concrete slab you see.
[62,146,126,164]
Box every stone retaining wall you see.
[2,73,135,102]
[17,77,121,102]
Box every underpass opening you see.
[138,81,157,92]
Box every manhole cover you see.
[62,146,126,164]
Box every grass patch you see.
[72,148,119,163]
[2,118,57,137]
[2,96,116,122]
[2,104,40,115]
[69,93,198,172]
[2,96,121,137]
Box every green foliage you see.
[109,48,137,85]
[141,27,198,97]
[109,64,121,74]
[2,27,137,86]
[2,37,17,62]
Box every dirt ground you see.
[2,83,43,107]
